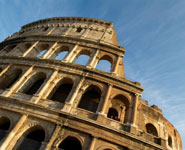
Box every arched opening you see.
[20,72,46,95]
[36,44,49,58]
[51,46,69,60]
[75,54,90,66]
[96,55,112,72]
[109,94,130,123]
[146,123,158,137]
[0,116,10,141]
[56,51,68,60]
[78,85,101,113]
[15,126,45,150]
[37,50,47,57]
[58,136,82,150]
[49,78,73,103]
[0,69,22,90]
[6,45,16,53]
[168,135,172,147]
[107,108,119,121]
[74,50,91,66]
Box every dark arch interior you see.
[16,128,45,150]
[0,69,22,90]
[51,83,73,103]
[25,78,45,95]
[78,86,101,113]
[59,136,82,150]
[0,117,10,141]
[107,108,119,121]
[168,136,172,147]
[146,123,158,137]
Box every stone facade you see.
[0,17,182,150]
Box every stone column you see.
[98,84,112,115]
[120,105,126,122]
[131,93,140,126]
[34,70,59,103]
[89,136,98,150]
[62,45,78,63]
[5,66,34,97]
[86,49,100,69]
[0,65,11,77]
[46,125,62,150]
[111,54,124,75]
[0,115,27,150]
[47,27,55,35]
[22,41,39,57]
[42,42,58,59]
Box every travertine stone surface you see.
[0,17,182,150]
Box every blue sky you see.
[0,0,185,146]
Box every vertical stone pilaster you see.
[62,45,78,63]
[34,70,59,103]
[89,136,98,150]
[22,41,39,57]
[111,55,123,75]
[131,93,140,126]
[0,115,28,150]
[42,42,58,59]
[0,65,11,77]
[98,84,112,115]
[86,49,100,69]
[47,27,55,35]
[5,66,34,97]
[46,125,62,150]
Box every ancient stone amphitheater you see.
[0,17,182,150]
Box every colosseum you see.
[0,17,182,150]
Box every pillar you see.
[86,49,100,69]
[0,65,11,78]
[98,84,112,115]
[62,45,78,63]
[42,42,58,59]
[131,93,140,126]
[0,115,27,150]
[5,66,34,97]
[22,41,39,57]
[46,125,62,150]
[89,136,98,150]
[33,70,59,104]
[112,54,123,75]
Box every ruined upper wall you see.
[19,17,120,47]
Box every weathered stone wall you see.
[0,17,182,150]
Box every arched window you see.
[78,85,101,113]
[49,78,73,103]
[0,69,22,90]
[96,55,112,72]
[0,116,10,142]
[35,44,49,58]
[15,126,45,150]
[107,108,119,121]
[5,45,16,53]
[56,51,68,60]
[58,136,82,150]
[51,46,69,60]
[20,72,46,95]
[146,123,158,137]
[168,135,172,147]
[109,95,129,123]
[37,50,47,57]
[74,50,91,66]
[75,54,90,66]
